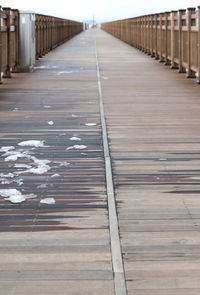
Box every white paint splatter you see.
[40,198,55,205]
[85,123,97,126]
[34,65,57,70]
[37,184,48,189]
[70,137,81,141]
[3,151,31,162]
[0,189,36,204]
[74,145,87,149]
[48,121,54,126]
[1,180,11,185]
[26,158,51,175]
[1,148,51,175]
[53,161,70,167]
[14,164,32,169]
[51,173,60,178]
[14,179,24,186]
[0,173,15,178]
[66,146,74,151]
[66,145,87,150]
[57,71,73,75]
[34,65,48,69]
[0,146,15,152]
[18,140,46,148]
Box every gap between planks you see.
[94,36,127,295]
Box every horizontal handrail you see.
[35,14,83,59]
[101,6,200,84]
[0,6,84,84]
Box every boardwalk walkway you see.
[1,29,200,294]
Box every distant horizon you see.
[1,0,200,23]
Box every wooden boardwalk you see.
[1,28,200,294]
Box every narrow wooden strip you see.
[94,38,127,295]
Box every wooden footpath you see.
[1,28,200,294]
[96,30,200,294]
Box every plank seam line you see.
[94,36,127,295]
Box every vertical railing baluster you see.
[155,14,159,60]
[159,13,164,61]
[12,9,19,73]
[3,7,11,78]
[0,6,2,84]
[171,11,177,69]
[198,6,200,83]
[187,7,196,78]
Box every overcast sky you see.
[1,0,200,22]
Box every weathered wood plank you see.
[96,28,200,294]
[0,30,114,294]
[1,281,114,295]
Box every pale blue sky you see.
[1,0,200,22]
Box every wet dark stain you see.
[114,174,200,186]
[114,157,200,162]
[0,215,85,220]
[0,204,108,210]
[0,226,107,232]
[168,190,200,194]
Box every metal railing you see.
[101,6,200,83]
[0,6,83,83]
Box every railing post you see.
[35,15,39,59]
[155,14,159,60]
[142,16,144,51]
[130,19,133,46]
[141,17,143,51]
[126,20,130,44]
[12,9,19,73]
[149,15,152,54]
[3,7,11,78]
[164,12,170,65]
[178,9,186,73]
[145,15,148,53]
[138,17,141,49]
[142,16,145,51]
[171,11,178,69]
[126,19,129,43]
[187,7,196,78]
[198,6,200,83]
[151,14,154,57]
[0,6,2,84]
[147,15,150,54]
[136,18,139,49]
[159,13,164,62]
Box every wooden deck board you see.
[1,28,200,294]
[95,29,200,294]
[0,31,114,294]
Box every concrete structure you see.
[19,11,36,72]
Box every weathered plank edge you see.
[94,38,127,295]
